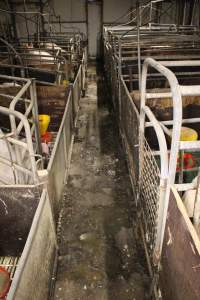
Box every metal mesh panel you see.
[140,137,160,256]
[120,79,139,188]
[104,45,119,112]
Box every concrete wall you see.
[103,0,134,24]
[50,0,87,35]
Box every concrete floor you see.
[53,65,149,300]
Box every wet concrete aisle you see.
[54,65,149,300]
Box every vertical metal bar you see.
[118,37,122,121]
[7,0,18,41]
[63,121,68,169]
[179,150,184,184]
[139,60,148,200]
[182,0,187,25]
[128,66,133,91]
[30,79,42,156]
[39,0,45,35]
[137,0,141,92]
[193,168,200,227]
[59,16,62,33]
[150,1,153,24]
[185,0,195,25]
[85,0,88,52]
[199,0,200,29]
[23,0,30,41]
[9,96,22,184]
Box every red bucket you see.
[0,267,10,299]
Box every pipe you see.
[0,37,25,77]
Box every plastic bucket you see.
[39,115,50,136]
[179,127,198,141]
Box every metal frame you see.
[140,58,200,260]
[0,31,86,85]
[0,75,41,185]
[103,23,200,96]
[103,20,200,297]
[0,50,86,299]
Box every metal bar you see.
[159,60,200,67]
[143,106,168,178]
[193,167,200,228]
[180,141,200,150]
[0,106,39,184]
[140,57,182,262]
[136,0,141,91]
[146,117,200,127]
[146,86,200,98]
[0,155,33,176]
[29,79,42,155]
[9,81,31,111]
[180,85,200,96]
[44,20,87,24]
[175,182,196,192]
[120,75,139,118]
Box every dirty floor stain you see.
[54,64,150,300]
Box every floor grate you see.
[0,256,20,280]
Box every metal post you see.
[30,79,42,156]
[7,0,18,41]
[194,168,200,227]
[39,0,45,35]
[136,0,141,91]
[182,0,187,25]
[118,37,122,121]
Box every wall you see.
[103,0,134,24]
[50,0,87,35]
[0,0,199,57]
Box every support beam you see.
[7,0,18,41]
[39,0,45,35]
[186,0,195,25]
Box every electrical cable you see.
[113,4,151,28]
[0,7,49,15]
[110,0,164,30]
[119,0,177,38]
[23,0,30,41]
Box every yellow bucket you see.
[39,114,50,136]
[169,127,198,141]
[179,127,198,141]
[62,79,69,87]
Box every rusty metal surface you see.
[0,186,40,256]
[160,188,200,300]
